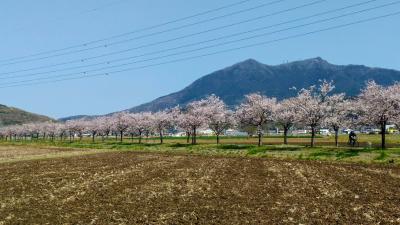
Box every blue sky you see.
[0,0,399,118]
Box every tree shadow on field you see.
[308,151,336,158]
[168,143,192,148]
[217,144,253,150]
[247,145,302,155]
[335,149,360,159]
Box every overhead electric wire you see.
[0,0,254,63]
[77,0,128,14]
[0,0,382,80]
[0,0,327,74]
[1,9,398,88]
[0,0,269,65]
[9,0,130,34]
[8,2,400,83]
[0,0,290,67]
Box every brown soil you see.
[0,152,399,224]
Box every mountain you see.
[0,104,54,126]
[127,57,400,112]
[58,115,93,122]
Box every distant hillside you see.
[58,115,92,122]
[127,57,400,112]
[0,104,54,126]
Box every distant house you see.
[172,132,186,137]
[225,129,248,137]
[387,125,398,134]
[319,129,331,136]
[292,129,309,135]
[197,129,214,136]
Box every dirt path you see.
[0,152,399,224]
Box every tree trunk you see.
[283,126,289,145]
[216,134,220,145]
[334,128,339,147]
[311,126,316,148]
[257,125,262,147]
[194,127,197,145]
[160,130,163,144]
[192,127,197,145]
[120,131,123,142]
[381,121,387,149]
[191,129,194,145]
[92,133,95,143]
[186,132,190,143]
[139,132,142,144]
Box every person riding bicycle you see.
[349,131,357,147]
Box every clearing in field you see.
[0,145,399,224]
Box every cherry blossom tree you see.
[181,98,210,145]
[296,81,333,147]
[56,123,68,141]
[275,98,299,145]
[175,110,193,144]
[44,121,59,141]
[152,110,174,144]
[98,116,113,141]
[235,93,276,146]
[85,119,101,142]
[356,81,400,149]
[111,112,130,142]
[202,95,234,144]
[29,123,41,140]
[0,128,5,140]
[129,112,153,144]
[66,120,85,141]
[323,93,347,147]
[3,126,16,141]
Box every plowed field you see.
[1,149,399,224]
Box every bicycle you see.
[348,137,359,147]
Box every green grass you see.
[309,151,336,158]
[335,149,360,159]
[374,151,388,161]
[1,135,399,165]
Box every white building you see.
[225,129,248,136]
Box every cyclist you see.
[349,131,357,147]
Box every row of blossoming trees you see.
[1,81,400,148]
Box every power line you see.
[0,0,382,80]
[0,0,289,67]
[0,0,326,74]
[3,1,286,64]
[77,0,128,14]
[1,10,398,88]
[1,0,396,82]
[8,0,130,34]
[0,0,254,63]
